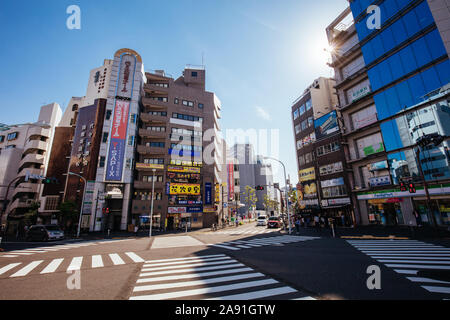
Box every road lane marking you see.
[125,252,144,263]
[141,259,238,272]
[208,244,241,251]
[92,255,104,268]
[421,286,450,294]
[143,256,231,268]
[144,254,225,264]
[137,267,254,283]
[109,254,125,265]
[40,259,64,274]
[67,257,83,271]
[0,263,21,275]
[140,263,246,277]
[129,279,278,300]
[10,260,43,277]
[407,277,450,284]
[208,286,298,300]
[134,272,265,292]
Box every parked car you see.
[256,215,268,226]
[267,216,282,229]
[26,225,65,242]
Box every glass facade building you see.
[349,0,450,226]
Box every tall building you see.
[228,144,275,216]
[291,77,353,224]
[133,65,223,231]
[327,1,450,226]
[0,103,62,231]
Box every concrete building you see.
[228,144,275,216]
[133,64,223,231]
[327,1,450,226]
[291,77,353,224]
[0,103,62,231]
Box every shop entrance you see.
[167,216,175,231]
[368,199,403,226]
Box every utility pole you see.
[68,172,87,238]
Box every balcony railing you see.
[139,128,167,139]
[133,181,165,190]
[137,145,166,155]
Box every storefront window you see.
[367,199,403,226]
[415,199,450,226]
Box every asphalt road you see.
[0,223,449,300]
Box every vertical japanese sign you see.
[205,183,212,205]
[105,53,136,181]
[106,100,130,181]
[227,163,234,201]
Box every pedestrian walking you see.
[314,215,320,231]
[295,218,301,234]
[134,225,139,236]
[414,210,422,227]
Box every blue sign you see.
[106,138,126,181]
[168,149,201,157]
[205,183,212,205]
[187,206,203,213]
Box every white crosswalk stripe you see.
[208,235,320,251]
[0,252,144,278]
[348,240,450,298]
[207,228,280,235]
[130,255,315,300]
[0,239,135,258]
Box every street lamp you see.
[149,169,156,238]
[68,172,86,238]
[264,157,292,234]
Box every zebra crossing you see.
[0,251,144,278]
[208,227,280,236]
[208,235,320,251]
[347,239,450,297]
[129,254,316,300]
[0,239,135,258]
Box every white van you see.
[257,215,268,226]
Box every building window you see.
[128,135,135,146]
[174,98,179,104]
[106,110,112,120]
[182,100,194,107]
[306,99,312,111]
[191,71,198,77]
[102,132,108,143]
[322,185,347,198]
[99,156,105,168]
[5,145,15,149]
[147,142,165,148]
[316,141,340,157]
[144,158,164,165]
[7,132,18,141]
[143,175,163,182]
[72,104,79,111]
[198,103,204,109]
[130,114,137,124]
[299,104,306,116]
[172,113,203,123]
[319,162,343,176]
[295,124,301,135]
[301,120,308,131]
[0,136,4,143]
[298,155,305,166]
[125,158,132,169]
[293,109,299,120]
[146,126,166,132]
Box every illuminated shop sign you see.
[167,166,201,174]
[168,183,201,195]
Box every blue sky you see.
[0,0,349,185]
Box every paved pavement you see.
[0,222,449,300]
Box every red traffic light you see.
[256,186,264,191]
[400,182,407,192]
[409,183,416,194]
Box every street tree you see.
[243,185,258,218]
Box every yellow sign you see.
[299,167,315,182]
[169,160,203,167]
[203,207,216,213]
[215,184,220,203]
[136,163,164,170]
[169,183,201,195]
[168,166,201,174]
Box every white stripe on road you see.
[134,273,265,292]
[407,277,450,284]
[40,259,64,274]
[369,254,450,257]
[0,255,19,258]
[92,255,104,268]
[386,264,450,270]
[378,260,450,265]
[140,263,245,277]
[143,256,231,268]
[292,296,317,300]
[208,286,297,300]
[145,254,226,264]
[67,257,83,271]
[142,260,238,272]
[421,286,450,294]
[10,260,43,277]
[137,267,253,283]
[208,244,241,251]
[362,250,450,253]
[373,256,450,260]
[109,254,125,265]
[130,279,278,300]
[126,252,144,263]
[394,269,419,275]
[0,263,21,275]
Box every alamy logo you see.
[366,5,381,30]
[66,5,81,30]
[366,265,381,290]
[67,270,81,290]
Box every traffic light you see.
[409,183,416,194]
[41,177,59,184]
[400,182,407,192]
[103,207,110,214]
[256,186,264,191]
